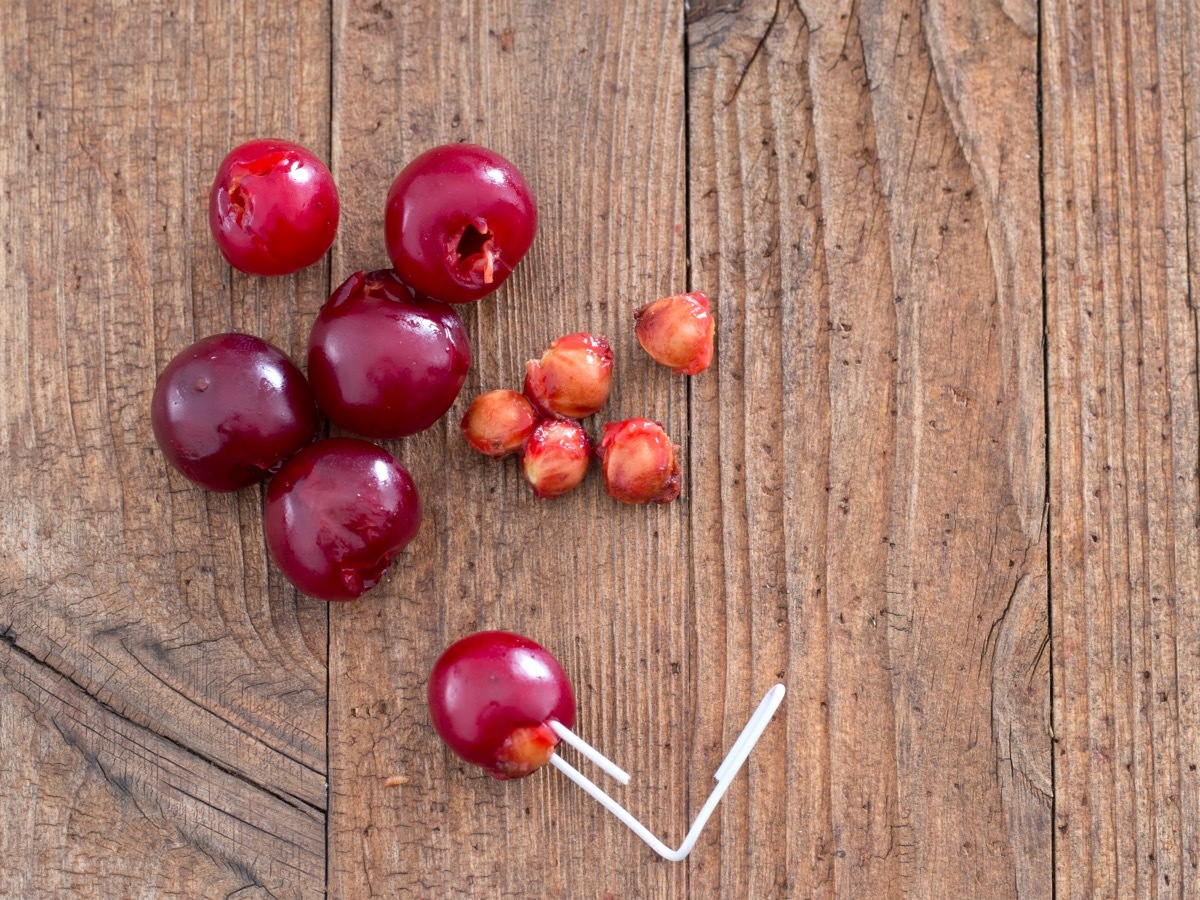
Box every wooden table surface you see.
[1,0,1197,896]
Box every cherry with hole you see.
[208,138,339,276]
[385,144,537,304]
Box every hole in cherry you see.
[228,181,247,225]
[450,223,498,284]
[457,224,492,261]
[343,555,391,595]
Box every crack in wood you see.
[0,626,326,817]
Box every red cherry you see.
[307,270,472,439]
[384,144,537,304]
[264,438,421,602]
[208,139,339,276]
[151,333,317,491]
[427,631,576,780]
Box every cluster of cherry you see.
[150,138,780,862]
[152,140,533,601]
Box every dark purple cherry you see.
[151,333,317,491]
[264,438,421,602]
[307,270,472,439]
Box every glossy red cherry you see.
[427,631,576,780]
[307,270,472,439]
[208,138,339,276]
[264,438,421,602]
[384,144,537,304]
[151,333,317,491]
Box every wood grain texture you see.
[686,0,1050,895]
[1044,0,1200,894]
[328,0,691,895]
[0,0,330,896]
[1,0,1197,894]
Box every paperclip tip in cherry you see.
[427,631,575,780]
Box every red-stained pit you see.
[461,390,539,458]
[523,332,613,419]
[521,418,592,499]
[596,418,681,505]
[634,291,715,376]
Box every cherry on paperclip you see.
[426,630,785,861]
[427,631,629,783]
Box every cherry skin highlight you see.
[151,333,317,492]
[461,390,539,458]
[385,144,537,304]
[209,138,339,276]
[264,438,421,602]
[427,631,576,780]
[307,270,472,439]
[521,419,592,499]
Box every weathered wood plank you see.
[687,0,1050,895]
[328,0,690,895]
[0,636,323,897]
[1044,0,1200,894]
[3,0,1197,893]
[685,2,834,895]
[0,0,330,895]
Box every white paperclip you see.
[549,719,632,784]
[549,683,786,861]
